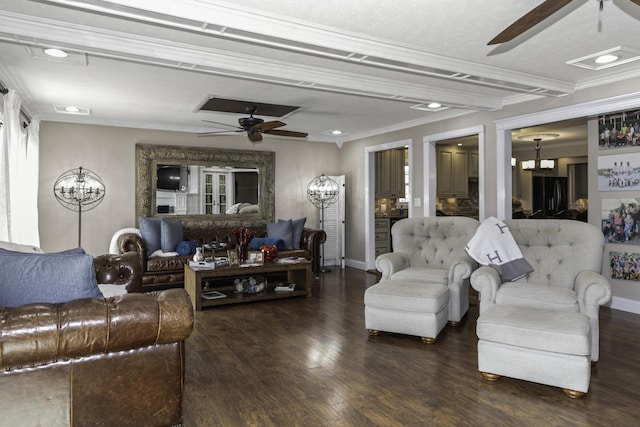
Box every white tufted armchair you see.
[470,219,612,362]
[375,216,479,325]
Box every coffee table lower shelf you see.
[184,261,312,310]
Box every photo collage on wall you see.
[598,110,640,149]
[598,110,640,281]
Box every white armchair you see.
[471,219,612,362]
[375,216,479,324]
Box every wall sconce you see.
[511,158,516,167]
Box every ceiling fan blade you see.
[264,129,309,138]
[248,131,263,143]
[488,0,573,45]
[202,119,243,131]
[254,120,286,132]
[198,130,242,137]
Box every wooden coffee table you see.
[184,260,312,310]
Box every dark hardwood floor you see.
[183,267,640,426]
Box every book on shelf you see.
[201,290,227,300]
[274,283,296,292]
[277,257,304,264]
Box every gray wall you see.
[37,75,640,309]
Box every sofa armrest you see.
[301,227,326,275]
[118,232,147,270]
[448,257,476,288]
[0,289,193,370]
[470,265,503,313]
[94,252,143,293]
[575,270,612,312]
[375,252,410,280]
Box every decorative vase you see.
[237,243,248,264]
[193,247,204,263]
[260,244,278,263]
[232,227,254,264]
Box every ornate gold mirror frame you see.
[135,143,275,229]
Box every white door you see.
[322,175,346,269]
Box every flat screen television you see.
[157,165,181,191]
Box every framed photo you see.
[601,198,640,245]
[610,251,640,281]
[248,251,264,264]
[598,110,640,150]
[227,249,239,266]
[597,153,640,191]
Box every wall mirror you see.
[136,144,275,229]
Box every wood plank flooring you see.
[183,267,640,426]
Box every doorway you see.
[364,139,413,271]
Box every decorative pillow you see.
[139,215,162,256]
[0,246,85,255]
[0,241,44,253]
[176,240,197,256]
[0,252,103,307]
[267,220,294,250]
[238,204,259,214]
[279,217,306,250]
[248,237,286,251]
[226,202,242,214]
[161,217,183,252]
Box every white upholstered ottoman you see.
[364,280,449,343]
[476,305,592,398]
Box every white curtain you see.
[0,89,40,245]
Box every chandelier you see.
[518,134,558,172]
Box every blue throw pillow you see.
[176,240,197,256]
[0,252,102,307]
[0,247,85,255]
[279,217,306,250]
[267,220,294,250]
[139,215,161,256]
[161,217,183,252]
[248,237,286,250]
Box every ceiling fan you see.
[199,106,308,143]
[488,0,640,45]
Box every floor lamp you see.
[306,174,339,273]
[53,166,105,247]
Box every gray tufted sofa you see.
[374,216,479,324]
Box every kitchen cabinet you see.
[374,218,391,257]
[469,151,479,177]
[375,148,405,198]
[437,147,469,198]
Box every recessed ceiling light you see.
[54,105,91,115]
[567,46,640,70]
[595,54,618,64]
[331,130,343,135]
[43,48,68,58]
[427,102,442,109]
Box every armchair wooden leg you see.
[448,320,461,327]
[562,389,586,399]
[481,372,501,382]
[421,336,436,344]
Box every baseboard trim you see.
[610,296,640,315]
[345,258,366,271]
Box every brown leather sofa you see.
[0,253,194,427]
[118,225,327,291]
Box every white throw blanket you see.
[465,217,533,281]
